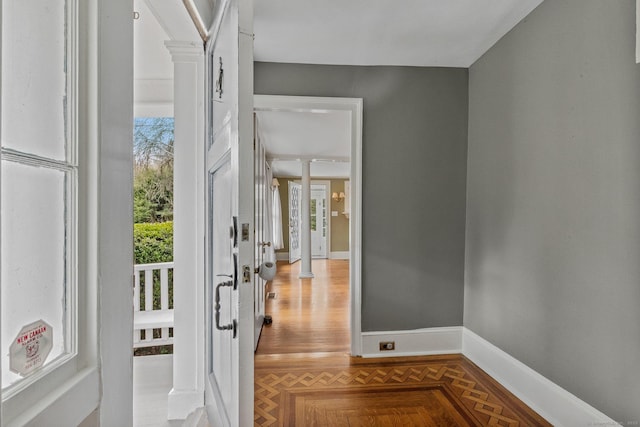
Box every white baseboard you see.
[329,251,350,260]
[361,327,462,358]
[462,328,616,426]
[359,326,616,425]
[275,252,289,261]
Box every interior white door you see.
[253,118,267,349]
[288,181,302,263]
[204,0,254,425]
[310,185,327,258]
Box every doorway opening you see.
[287,181,332,261]
[253,95,363,356]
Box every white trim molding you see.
[329,251,350,260]
[462,328,617,426]
[636,0,640,63]
[361,327,463,358]
[358,326,617,424]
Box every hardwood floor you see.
[255,260,550,427]
[256,259,350,355]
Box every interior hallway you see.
[254,260,550,426]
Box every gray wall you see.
[255,64,468,331]
[466,0,640,421]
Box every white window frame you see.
[0,1,104,425]
[0,0,135,422]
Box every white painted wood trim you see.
[254,95,364,356]
[96,0,135,424]
[329,251,350,260]
[166,40,206,421]
[361,327,463,358]
[5,368,100,427]
[637,0,640,63]
[349,99,363,356]
[276,251,290,261]
[462,328,617,426]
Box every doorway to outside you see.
[253,95,363,356]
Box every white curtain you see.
[271,177,284,250]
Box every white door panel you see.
[204,0,254,425]
[288,181,302,263]
[310,185,327,258]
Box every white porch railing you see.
[133,262,174,348]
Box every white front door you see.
[288,181,302,263]
[204,0,254,425]
[311,185,328,258]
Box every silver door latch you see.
[242,265,251,283]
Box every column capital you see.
[164,41,204,63]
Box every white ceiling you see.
[254,0,543,67]
[256,110,351,178]
[135,0,544,175]
[250,0,543,176]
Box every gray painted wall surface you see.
[255,63,468,331]
[466,0,640,420]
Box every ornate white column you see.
[165,41,205,420]
[299,160,314,278]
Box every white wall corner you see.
[167,389,205,420]
[461,328,617,426]
[360,327,463,358]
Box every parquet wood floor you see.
[255,260,551,427]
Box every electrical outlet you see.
[379,341,395,351]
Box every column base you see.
[299,272,315,279]
[167,389,204,420]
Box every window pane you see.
[1,161,70,388]
[310,200,316,231]
[1,1,67,160]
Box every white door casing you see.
[254,95,363,356]
[204,0,254,425]
[288,181,302,264]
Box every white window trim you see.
[1,0,79,414]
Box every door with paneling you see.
[288,181,302,263]
[204,0,254,424]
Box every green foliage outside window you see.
[134,221,173,264]
[134,117,174,223]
